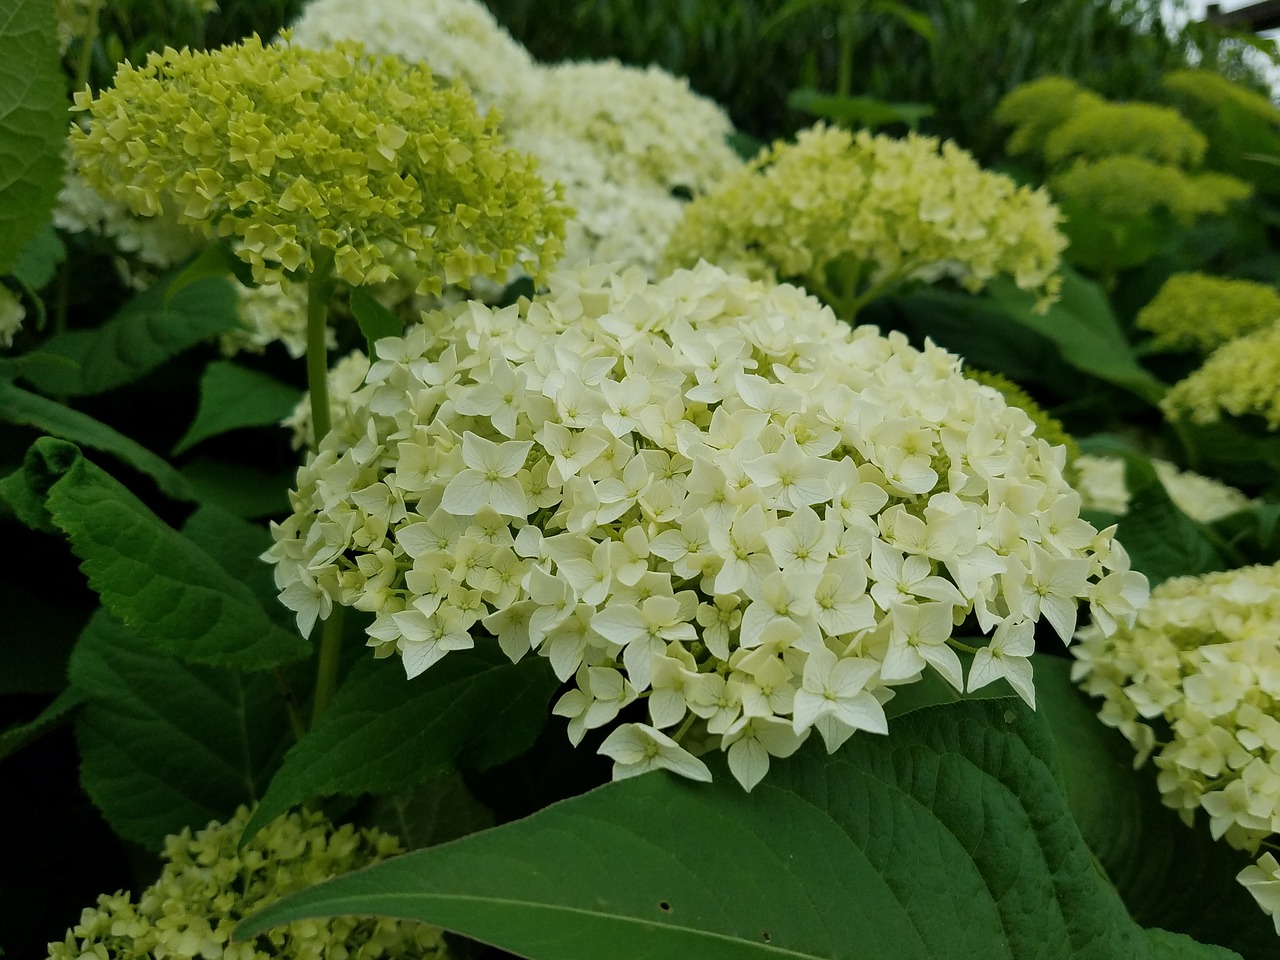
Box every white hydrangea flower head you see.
[506,128,686,277]
[1074,454,1256,523]
[504,59,742,196]
[45,806,447,960]
[282,348,371,450]
[1073,562,1280,866]
[288,0,537,111]
[266,261,1144,791]
[1240,853,1280,935]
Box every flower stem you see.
[273,668,307,743]
[303,247,344,726]
[73,0,104,93]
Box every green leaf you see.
[162,242,248,306]
[69,612,296,849]
[241,647,558,842]
[1077,437,1226,585]
[9,221,65,290]
[178,456,291,519]
[788,88,934,129]
[0,378,194,501]
[17,273,238,396]
[0,0,66,275]
[349,286,404,360]
[1035,655,1276,959]
[180,503,292,628]
[172,361,301,455]
[239,700,1240,960]
[18,437,309,669]
[987,267,1168,405]
[366,773,496,851]
[0,687,84,761]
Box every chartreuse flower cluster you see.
[289,0,536,112]
[265,261,1146,791]
[1072,562,1280,934]
[662,124,1067,318]
[1139,272,1280,430]
[1073,454,1256,523]
[70,34,567,291]
[995,76,1251,227]
[46,806,446,960]
[287,0,743,277]
[1136,273,1280,354]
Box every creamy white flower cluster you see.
[288,0,536,112]
[1074,454,1256,523]
[1072,562,1280,933]
[266,262,1144,790]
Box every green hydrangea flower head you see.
[46,805,446,960]
[1162,69,1280,129]
[663,124,1066,316]
[1136,272,1280,354]
[1050,155,1250,225]
[1162,321,1280,429]
[70,34,567,291]
[1042,100,1207,168]
[994,75,1103,158]
[963,367,1080,467]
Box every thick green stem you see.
[305,249,337,446]
[310,610,345,726]
[302,248,344,726]
[73,0,105,93]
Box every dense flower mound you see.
[288,0,536,111]
[70,35,567,290]
[662,124,1066,314]
[266,262,1145,790]
[1073,454,1256,523]
[1041,101,1206,167]
[1049,156,1250,225]
[963,368,1080,469]
[505,127,687,276]
[46,806,446,960]
[1163,323,1280,430]
[1136,273,1280,354]
[505,60,742,197]
[1072,562,1280,932]
[1162,69,1280,129]
[993,76,1103,158]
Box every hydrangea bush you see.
[265,261,1146,789]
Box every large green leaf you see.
[1035,656,1276,959]
[0,0,66,274]
[69,612,296,849]
[241,648,558,842]
[0,378,193,501]
[13,437,308,669]
[179,456,292,519]
[172,361,301,455]
[987,268,1167,405]
[239,700,1239,960]
[17,274,238,397]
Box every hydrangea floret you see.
[70,34,567,291]
[0,286,26,350]
[1136,272,1280,355]
[265,261,1146,791]
[662,124,1067,318]
[1072,562,1280,933]
[288,0,536,112]
[46,806,446,960]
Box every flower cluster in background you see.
[1139,273,1280,431]
[265,261,1145,791]
[1073,454,1257,523]
[70,34,567,290]
[1072,562,1280,934]
[662,124,1067,317]
[996,75,1252,229]
[46,806,446,960]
